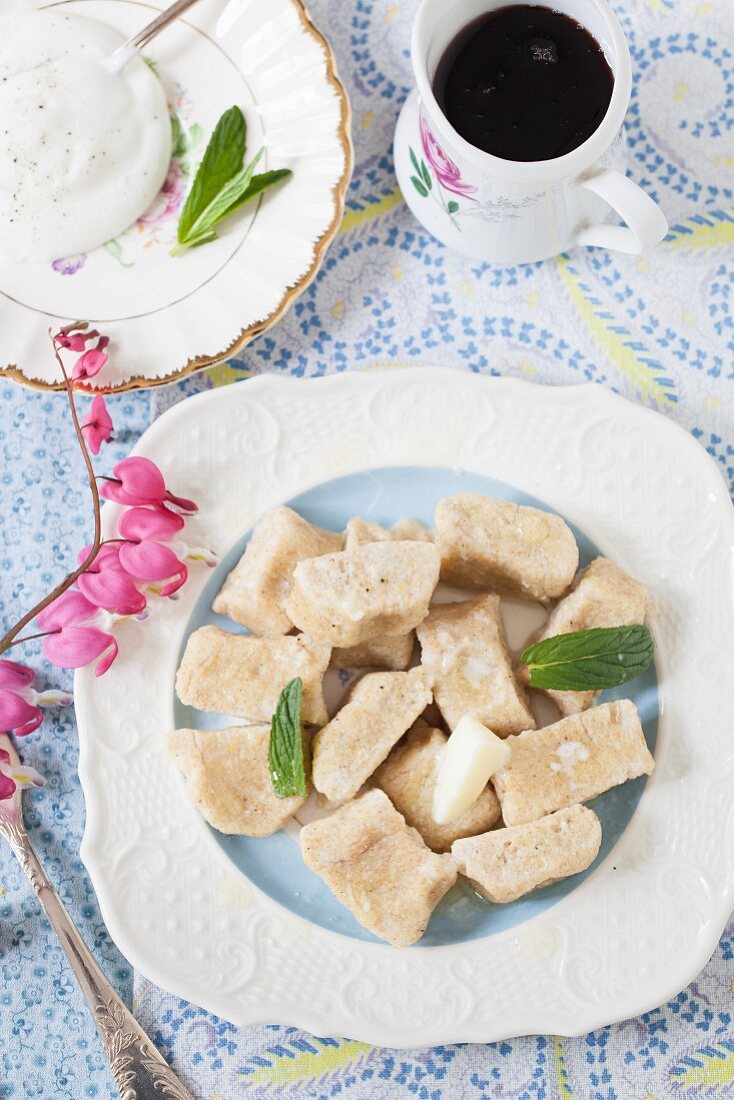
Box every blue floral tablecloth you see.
[2,0,733,1096]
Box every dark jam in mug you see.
[433,4,615,162]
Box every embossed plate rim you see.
[76,369,734,1045]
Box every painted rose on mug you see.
[419,116,477,199]
[407,118,477,231]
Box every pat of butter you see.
[432,715,510,825]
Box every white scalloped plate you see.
[76,369,734,1046]
[0,0,350,392]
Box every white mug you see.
[394,0,668,264]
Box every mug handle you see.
[575,168,668,255]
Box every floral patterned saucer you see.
[0,0,351,392]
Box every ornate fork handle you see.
[2,816,196,1100]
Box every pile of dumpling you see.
[169,493,654,947]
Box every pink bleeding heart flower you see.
[0,660,34,692]
[76,543,146,615]
[80,395,113,455]
[0,660,73,737]
[53,322,99,352]
[72,335,110,382]
[117,506,188,597]
[0,745,45,805]
[0,660,42,736]
[37,590,118,677]
[0,753,16,800]
[100,456,197,514]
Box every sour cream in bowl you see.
[0,10,172,263]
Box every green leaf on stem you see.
[177,105,247,243]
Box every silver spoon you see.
[0,735,197,1100]
[105,0,203,73]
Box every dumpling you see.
[372,723,501,852]
[286,541,440,647]
[331,631,415,671]
[344,516,432,550]
[452,805,601,903]
[522,557,648,715]
[213,506,343,635]
[168,725,308,835]
[435,493,578,602]
[176,625,330,725]
[312,667,431,804]
[492,700,654,826]
[300,789,457,946]
[417,595,535,735]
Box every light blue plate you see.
[173,467,658,946]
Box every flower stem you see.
[0,332,103,658]
[429,186,461,232]
[2,631,52,649]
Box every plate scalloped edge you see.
[76,369,734,1046]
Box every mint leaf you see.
[170,230,218,256]
[184,147,264,241]
[521,625,654,691]
[220,168,292,220]
[177,106,246,243]
[268,677,306,798]
[174,110,293,255]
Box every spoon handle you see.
[120,0,202,52]
[1,816,196,1100]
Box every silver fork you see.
[0,737,196,1100]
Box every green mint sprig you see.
[268,677,307,799]
[172,105,292,256]
[521,625,654,691]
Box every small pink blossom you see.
[117,506,188,597]
[0,660,42,736]
[37,590,118,677]
[0,660,35,692]
[0,690,43,738]
[0,660,72,737]
[100,456,197,513]
[0,757,15,800]
[0,745,45,804]
[72,336,110,382]
[76,544,146,615]
[80,395,113,455]
[53,322,98,351]
[419,116,477,199]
